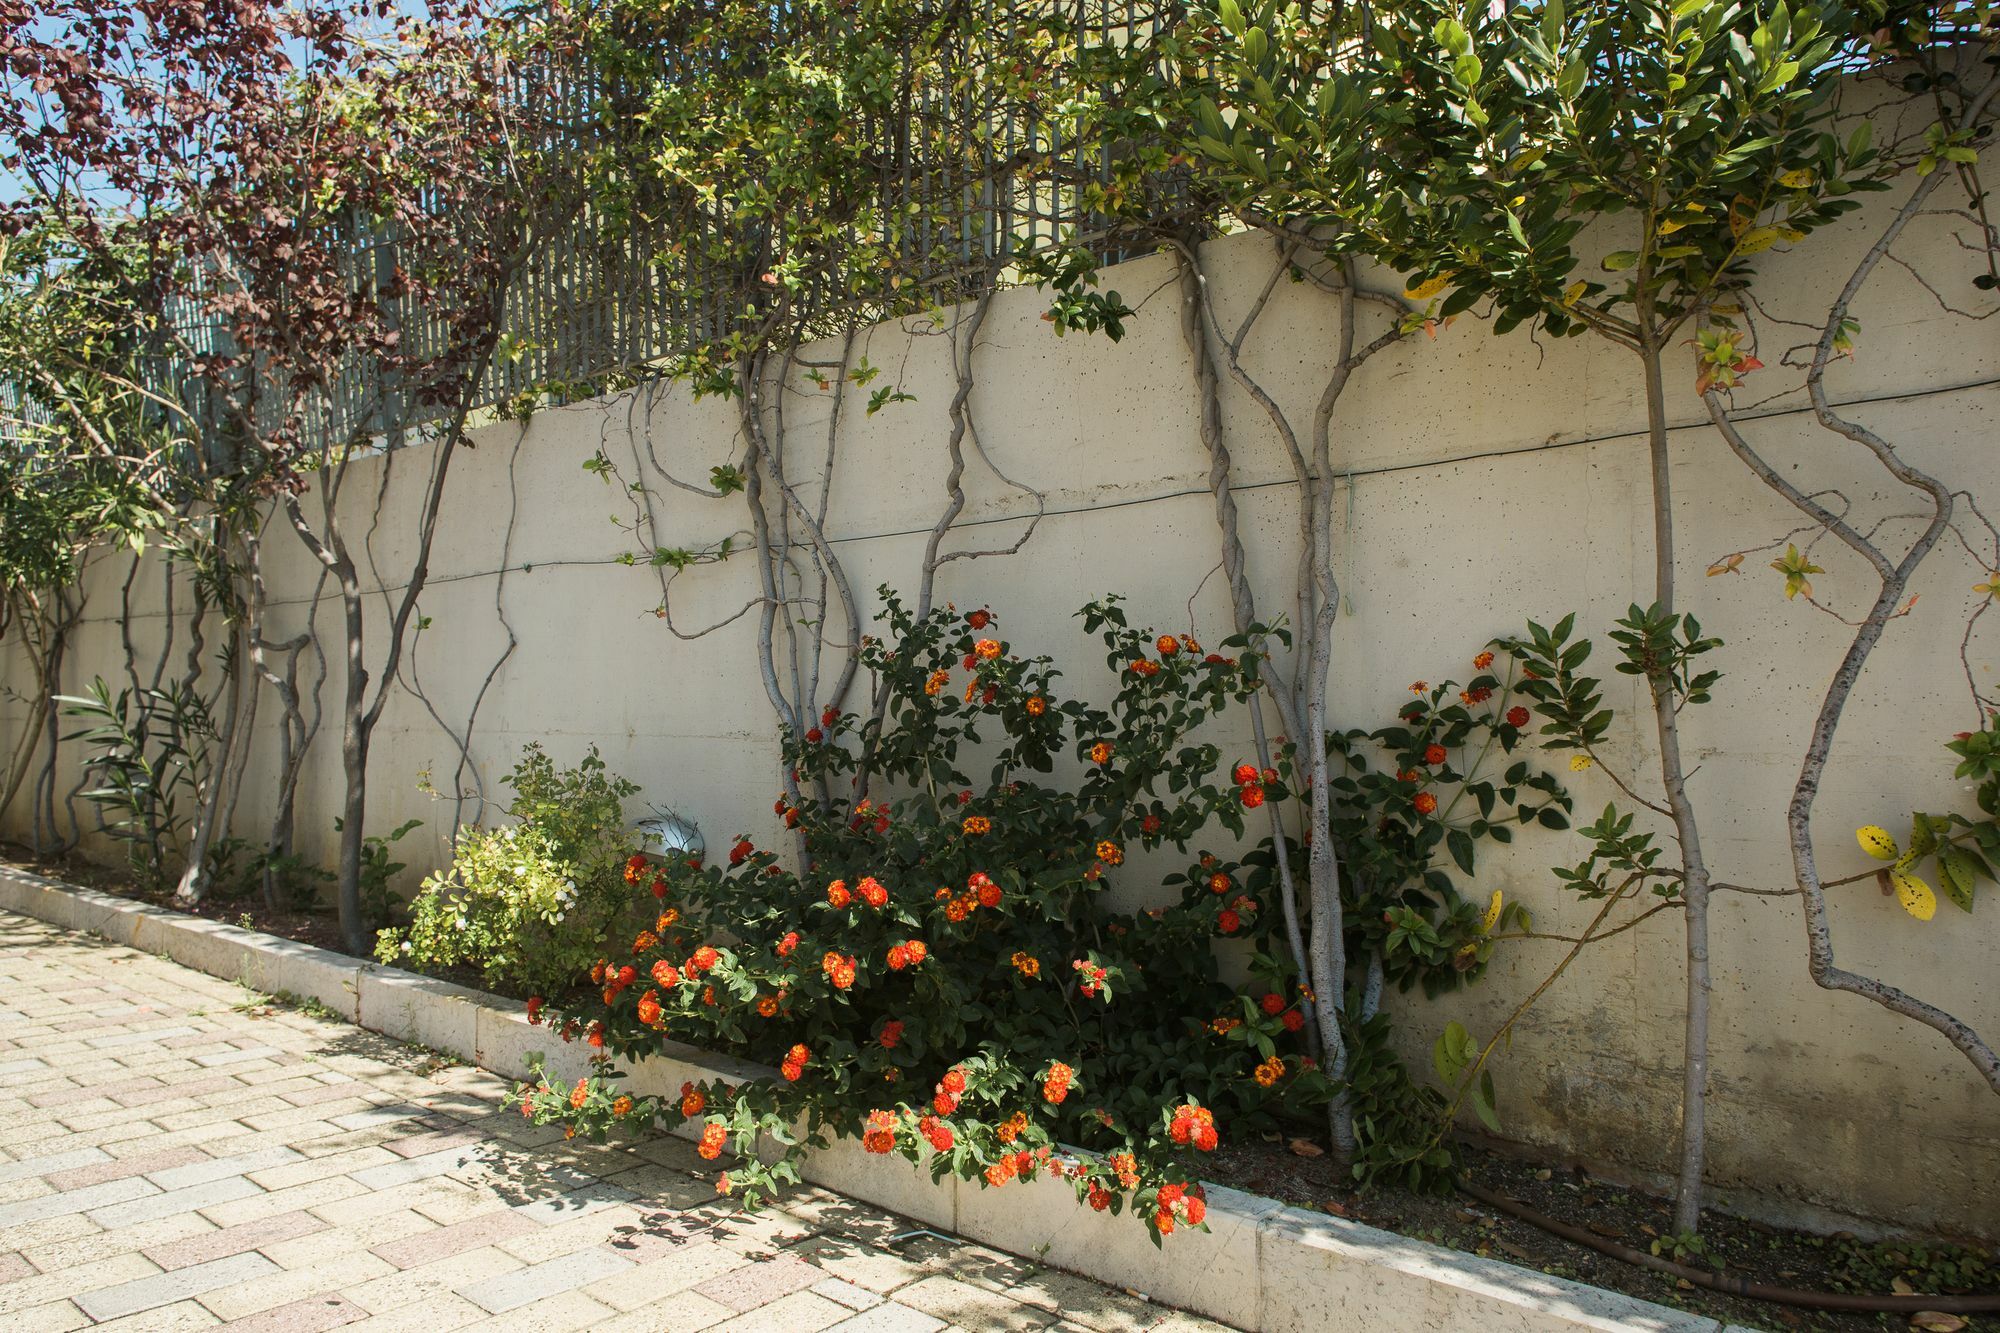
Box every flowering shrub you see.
[517,594,1333,1237]
[377,744,644,996]
[1322,658,1570,1188]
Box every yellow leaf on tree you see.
[1777,168,1815,188]
[1890,867,1938,921]
[1482,890,1504,934]
[1855,826,1899,861]
[1561,281,1587,307]
[1737,226,1782,255]
[1405,274,1452,300]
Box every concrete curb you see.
[0,864,1758,1333]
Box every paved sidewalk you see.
[0,911,1227,1332]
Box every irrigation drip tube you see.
[1456,1180,2000,1316]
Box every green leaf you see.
[1939,844,1979,912]
[1602,250,1640,271]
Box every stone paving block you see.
[494,1202,644,1264]
[246,1145,399,1191]
[24,1210,217,1274]
[708,1287,854,1333]
[92,1300,225,1331]
[813,1276,886,1310]
[257,1210,434,1269]
[217,1292,368,1333]
[201,1176,368,1228]
[509,1181,637,1225]
[694,1252,827,1312]
[195,1249,394,1321]
[369,1208,539,1270]
[349,1143,481,1190]
[0,1251,166,1318]
[90,1175,264,1229]
[76,1251,277,1321]
[824,1303,948,1333]
[150,1146,303,1191]
[47,1144,211,1190]
[457,1245,635,1314]
[460,1286,615,1333]
[581,1241,748,1311]
[0,1172,159,1226]
[141,1210,326,1271]
[342,1245,525,1316]
[330,1291,485,1333]
[592,1289,736,1333]
[13,1298,90,1332]
[0,1210,101,1257]
[891,1275,1057,1331]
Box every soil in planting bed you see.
[1201,1130,1995,1333]
[9,847,1994,1332]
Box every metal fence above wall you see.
[137,0,1204,463]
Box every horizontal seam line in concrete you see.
[59,373,2000,625]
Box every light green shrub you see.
[377,744,643,996]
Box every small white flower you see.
[400,942,413,954]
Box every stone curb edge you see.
[0,864,1759,1333]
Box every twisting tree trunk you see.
[1700,63,2000,1094]
[1173,237,1410,1164]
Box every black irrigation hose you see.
[1457,1180,2000,1316]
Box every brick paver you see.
[0,911,1230,1332]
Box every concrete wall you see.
[5,116,1997,1240]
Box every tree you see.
[1183,0,1998,1230]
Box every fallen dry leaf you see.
[1893,1277,1917,1296]
[1910,1314,1967,1332]
[1288,1138,1324,1158]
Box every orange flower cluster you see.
[1413,791,1438,815]
[636,989,663,1027]
[886,939,927,970]
[689,946,719,974]
[1473,651,1495,670]
[756,995,779,1017]
[821,951,857,989]
[932,1066,967,1115]
[1128,658,1161,678]
[776,930,800,957]
[1253,1055,1286,1087]
[632,930,658,954]
[862,1109,899,1154]
[650,959,681,988]
[623,854,648,885]
[826,879,852,908]
[962,815,992,835]
[1156,1182,1207,1234]
[697,1121,727,1160]
[569,1078,588,1110]
[1025,696,1047,716]
[1010,951,1040,979]
[781,1043,810,1081]
[916,1115,954,1152]
[1089,741,1113,765]
[681,1082,706,1117]
[974,638,1003,660]
[924,669,949,697]
[996,1110,1028,1144]
[1169,1104,1219,1151]
[1109,1150,1140,1189]
[879,1020,905,1048]
[1094,839,1123,867]
[858,876,889,908]
[1043,1061,1074,1104]
[1230,758,1266,809]
[1073,958,1109,998]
